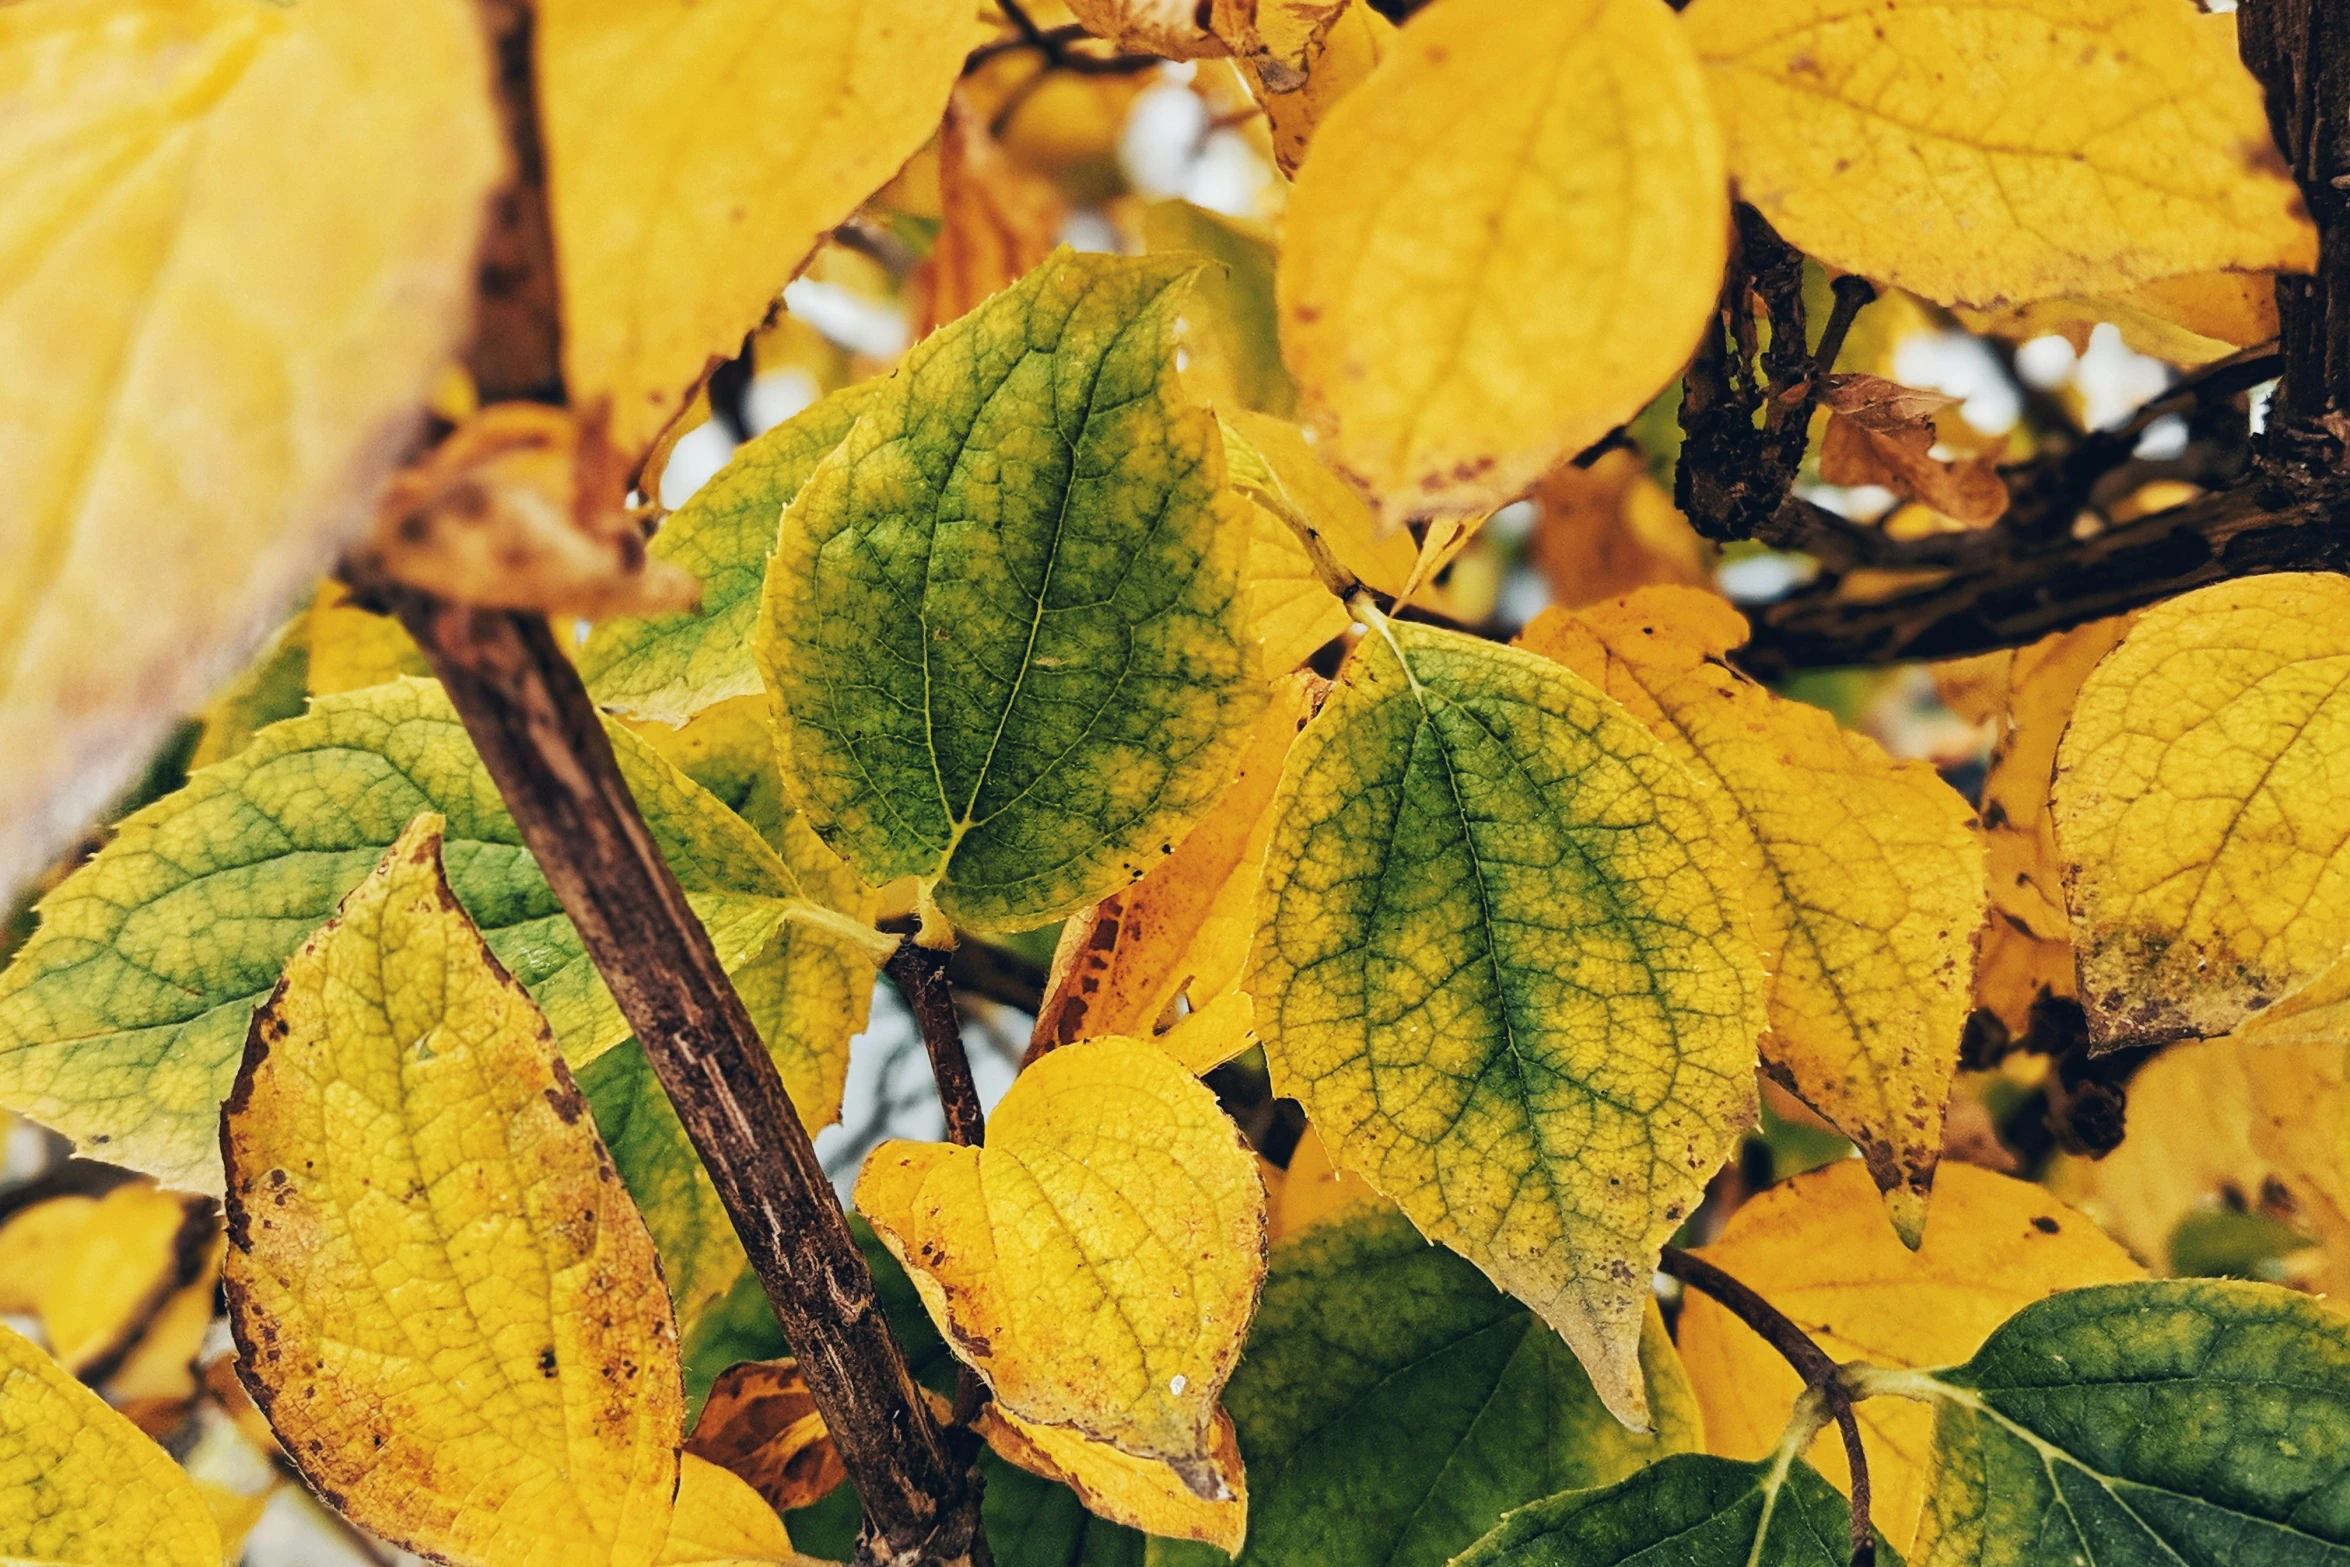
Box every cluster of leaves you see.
[10,0,2350,1564]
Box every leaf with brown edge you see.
[222,815,685,1567]
[1031,671,1324,1074]
[1676,1162,2143,1558]
[685,1360,845,1515]
[1522,586,1984,1247]
[855,1037,1266,1500]
[1240,0,1394,176]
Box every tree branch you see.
[1660,1245,1876,1567]
[390,596,987,1567]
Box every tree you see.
[5,0,2350,1564]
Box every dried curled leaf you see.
[2053,574,2350,1050]
[222,817,684,1566]
[1279,0,1726,521]
[0,1319,221,1566]
[1065,0,1226,59]
[357,403,698,617]
[1242,0,1393,176]
[1523,587,1986,1245]
[1684,0,2316,307]
[856,1037,1266,1498]
[1251,613,1765,1428]
[685,1360,845,1515]
[539,0,984,454]
[1208,0,1349,93]
[0,0,500,896]
[1817,375,2008,527]
[1677,1162,2142,1557]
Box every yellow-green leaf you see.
[1677,1161,2143,1557]
[221,817,684,1566]
[0,0,500,894]
[978,1402,1247,1550]
[1522,588,1985,1245]
[856,1036,1266,1496]
[1278,0,1727,522]
[583,383,881,725]
[760,249,1267,934]
[2052,574,2350,1050]
[538,0,983,455]
[1683,0,2316,308]
[0,679,803,1192]
[0,1319,220,1566]
[1250,612,1765,1427]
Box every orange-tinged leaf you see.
[1529,451,1710,611]
[539,0,985,455]
[1271,1123,1387,1240]
[655,1454,809,1566]
[1031,673,1322,1072]
[685,1360,845,1515]
[918,96,1069,336]
[1522,588,1984,1245]
[856,1037,1266,1496]
[0,0,501,894]
[222,816,684,1567]
[978,1402,1248,1549]
[1677,1162,2143,1556]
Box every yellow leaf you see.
[1522,587,1984,1247]
[1031,673,1321,1073]
[1944,618,2132,1038]
[1278,0,1726,522]
[1242,0,1394,177]
[1224,411,1422,665]
[654,1453,808,1566]
[1529,451,1710,612]
[221,816,684,1567]
[1954,273,2282,368]
[2052,574,2350,1050]
[306,581,431,697]
[919,96,1069,336]
[1677,1161,2144,1555]
[0,1319,221,1566]
[0,0,500,894]
[684,1359,845,1515]
[856,1037,1266,1494]
[1684,0,2315,308]
[1252,612,1765,1428]
[1271,1123,1388,1239]
[28,1181,213,1384]
[539,0,984,455]
[977,1401,1248,1550]
[0,1195,96,1314]
[1243,496,1352,674]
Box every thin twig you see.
[967,0,1163,76]
[1660,1246,1876,1567]
[884,937,991,1150]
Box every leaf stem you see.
[390,594,988,1567]
[1659,1245,1878,1567]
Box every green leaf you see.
[758,247,1267,934]
[0,678,800,1193]
[1157,1204,1698,1567]
[581,1039,741,1343]
[1140,200,1296,418]
[1895,1279,2350,1566]
[1453,1452,1898,1567]
[582,380,881,724]
[1249,612,1766,1426]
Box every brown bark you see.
[392,597,986,1567]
